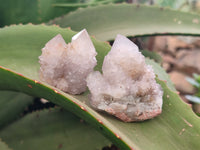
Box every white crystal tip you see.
[111,34,139,53]
[72,29,87,40]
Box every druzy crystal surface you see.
[86,35,163,122]
[39,29,97,94]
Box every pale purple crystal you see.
[86,34,163,122]
[39,29,97,94]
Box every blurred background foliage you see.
[1,0,200,27]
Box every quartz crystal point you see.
[86,34,163,122]
[39,29,97,94]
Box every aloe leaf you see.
[141,50,162,64]
[0,0,38,26]
[0,25,200,150]
[0,108,110,150]
[49,4,200,41]
[0,0,81,27]
[37,0,81,24]
[0,91,33,128]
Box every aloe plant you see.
[0,0,91,27]
[0,0,126,27]
[49,4,200,41]
[1,2,200,150]
[0,23,200,150]
[0,91,33,128]
[141,50,162,64]
[0,108,110,150]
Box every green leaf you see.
[0,91,33,128]
[141,50,162,64]
[0,108,110,150]
[38,0,81,24]
[0,25,200,150]
[0,0,81,27]
[0,139,11,150]
[49,4,200,41]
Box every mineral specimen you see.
[39,29,97,94]
[86,34,163,122]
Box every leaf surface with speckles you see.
[0,108,110,150]
[49,4,200,41]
